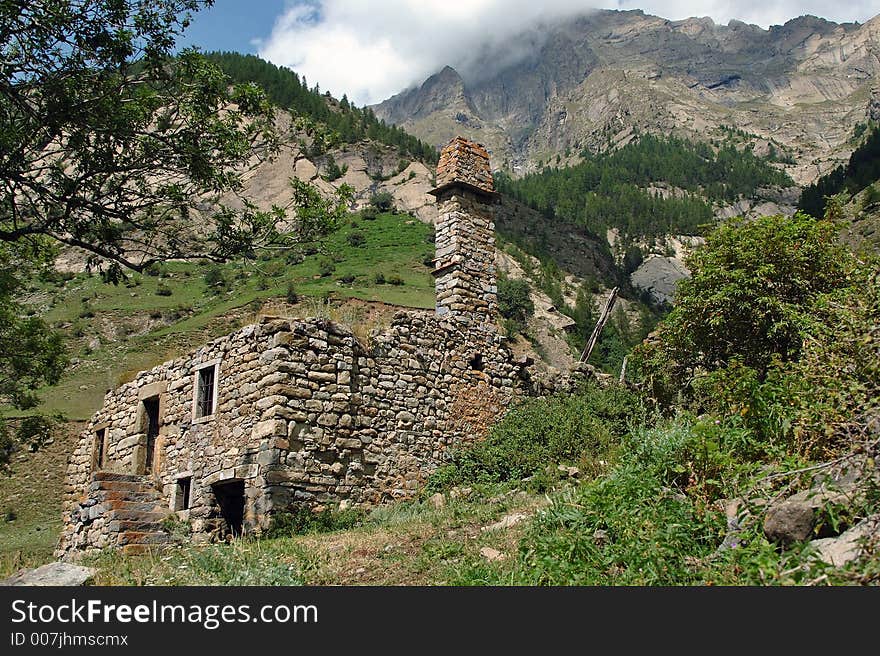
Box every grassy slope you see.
[86,488,547,586]
[25,211,435,420]
[0,211,435,572]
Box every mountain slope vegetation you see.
[498,133,793,242]
[206,52,437,164]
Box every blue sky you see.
[178,1,286,53]
[180,1,880,105]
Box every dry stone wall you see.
[59,136,579,555]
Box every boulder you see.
[479,546,507,562]
[481,512,529,532]
[1,562,97,587]
[763,500,816,545]
[810,515,880,567]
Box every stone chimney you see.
[428,136,499,326]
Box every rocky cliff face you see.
[375,9,880,184]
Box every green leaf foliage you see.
[799,124,880,218]
[203,52,438,165]
[497,134,793,241]
[426,383,645,491]
[0,1,346,273]
[643,212,852,378]
[0,240,67,466]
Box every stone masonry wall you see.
[58,135,566,555]
[59,312,540,553]
[431,137,498,324]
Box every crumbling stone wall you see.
[59,136,573,555]
[59,311,543,552]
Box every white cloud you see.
[258,1,880,105]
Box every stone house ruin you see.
[58,137,572,555]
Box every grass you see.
[0,210,436,572]
[0,422,85,579]
[19,211,435,420]
[84,487,547,586]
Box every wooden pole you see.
[579,286,619,364]
[619,355,629,383]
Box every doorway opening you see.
[212,480,245,538]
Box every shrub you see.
[346,230,366,247]
[264,506,364,539]
[426,383,645,491]
[155,284,172,296]
[642,212,853,381]
[285,282,299,304]
[387,274,404,286]
[361,207,379,221]
[373,272,386,285]
[369,191,394,212]
[339,274,356,284]
[318,258,335,277]
[321,154,347,182]
[203,265,228,295]
[497,277,534,327]
[635,211,877,457]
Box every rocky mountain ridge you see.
[375,9,880,186]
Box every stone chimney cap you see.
[429,136,498,200]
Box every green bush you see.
[346,230,366,247]
[635,211,876,457]
[318,258,335,277]
[427,383,644,491]
[203,265,229,295]
[369,191,394,212]
[387,274,404,286]
[285,281,299,304]
[373,272,386,285]
[641,212,853,382]
[155,283,172,296]
[497,277,534,329]
[264,506,364,539]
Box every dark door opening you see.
[212,480,245,538]
[143,397,160,474]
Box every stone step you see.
[104,499,167,513]
[93,472,147,483]
[116,531,173,546]
[91,480,157,493]
[94,490,162,503]
[106,509,170,523]
[107,519,167,533]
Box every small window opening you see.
[142,397,160,474]
[93,428,106,471]
[469,353,484,371]
[195,365,216,418]
[174,477,192,511]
